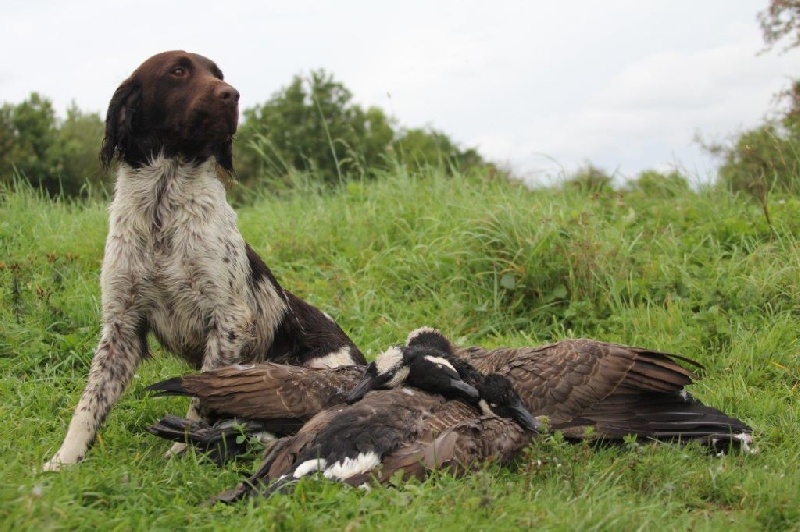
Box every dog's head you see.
[101,50,239,172]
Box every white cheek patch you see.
[406,326,438,345]
[323,452,381,480]
[293,458,328,479]
[478,399,493,416]
[386,366,410,388]
[305,347,355,369]
[423,355,456,374]
[375,346,404,375]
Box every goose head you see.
[345,344,481,404]
[475,373,542,432]
[347,329,542,433]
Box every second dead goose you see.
[444,330,753,451]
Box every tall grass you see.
[0,169,798,529]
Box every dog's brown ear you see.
[100,78,140,168]
[214,140,235,175]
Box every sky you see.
[2,0,800,186]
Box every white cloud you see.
[1,0,796,184]
[476,22,800,184]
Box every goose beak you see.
[446,379,480,402]
[346,377,376,404]
[509,401,542,433]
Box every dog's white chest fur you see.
[103,156,255,366]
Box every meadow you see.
[0,168,798,530]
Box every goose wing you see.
[458,339,698,423]
[145,414,274,463]
[553,390,752,449]
[146,363,364,421]
[458,340,751,448]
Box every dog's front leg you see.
[166,312,250,457]
[44,319,146,471]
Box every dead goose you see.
[209,343,539,503]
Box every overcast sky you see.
[3,0,799,185]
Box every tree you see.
[562,162,613,193]
[0,93,60,193]
[233,69,486,191]
[50,102,109,196]
[353,105,395,172]
[758,0,800,51]
[758,2,800,126]
[0,94,108,197]
[710,124,800,196]
[392,127,483,172]
[234,69,396,188]
[0,105,16,176]
[699,3,800,199]
[625,169,689,197]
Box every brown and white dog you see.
[43,51,365,471]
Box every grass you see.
[1,168,799,530]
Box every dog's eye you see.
[171,67,187,77]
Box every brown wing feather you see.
[346,415,532,487]
[262,389,447,479]
[171,363,364,421]
[458,339,700,425]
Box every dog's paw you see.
[43,442,86,472]
[42,455,67,472]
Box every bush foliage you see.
[1,71,486,200]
